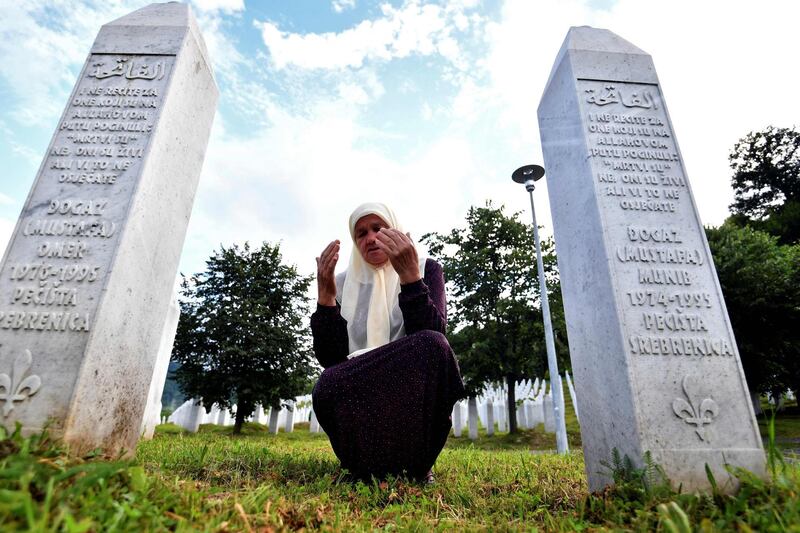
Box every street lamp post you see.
[512,164,569,454]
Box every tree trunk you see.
[233,405,246,434]
[507,374,517,434]
[772,388,786,412]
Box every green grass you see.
[0,402,799,531]
[758,406,800,442]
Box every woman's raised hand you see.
[375,229,421,284]
[316,240,340,306]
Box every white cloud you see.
[256,1,474,71]
[421,102,433,120]
[180,90,494,285]
[0,2,130,126]
[191,0,245,13]
[0,1,249,126]
[332,0,357,14]
[193,11,247,78]
[194,0,799,284]
[5,0,799,293]
[584,0,800,225]
[0,216,15,259]
[444,0,800,232]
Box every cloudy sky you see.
[1,0,798,289]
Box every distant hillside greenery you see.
[159,360,186,413]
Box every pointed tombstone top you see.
[91,2,212,74]
[542,26,657,99]
[104,1,191,27]
[561,25,648,55]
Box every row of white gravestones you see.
[168,375,579,439]
[0,3,217,456]
[166,394,319,434]
[451,376,579,441]
[166,375,581,439]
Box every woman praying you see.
[311,202,465,482]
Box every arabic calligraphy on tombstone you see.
[1,54,173,353]
[579,79,736,361]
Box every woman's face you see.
[354,214,390,266]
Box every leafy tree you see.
[705,222,800,400]
[422,202,569,433]
[172,242,315,434]
[729,126,800,243]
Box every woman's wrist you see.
[318,294,336,306]
[398,271,422,285]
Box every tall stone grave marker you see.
[0,3,217,455]
[538,27,764,491]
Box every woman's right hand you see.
[316,240,340,306]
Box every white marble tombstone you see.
[254,404,265,425]
[208,404,220,425]
[477,398,487,428]
[284,404,295,433]
[543,395,555,433]
[496,402,507,433]
[517,401,527,430]
[566,371,580,423]
[140,293,180,439]
[0,3,217,455]
[452,402,463,437]
[537,381,548,424]
[309,410,320,433]
[538,26,765,491]
[467,397,479,440]
[268,406,280,435]
[168,399,190,428]
[485,399,495,436]
[216,406,227,426]
[531,396,544,426]
[186,400,203,433]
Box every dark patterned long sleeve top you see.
[311,259,447,369]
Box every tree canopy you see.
[729,126,800,244]
[171,242,316,434]
[705,222,800,399]
[422,202,569,433]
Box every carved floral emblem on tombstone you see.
[672,375,718,442]
[0,349,42,417]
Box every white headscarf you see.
[336,202,427,358]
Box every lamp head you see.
[512,164,545,192]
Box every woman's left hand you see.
[375,228,422,284]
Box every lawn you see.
[1,406,799,532]
[757,404,800,456]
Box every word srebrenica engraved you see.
[0,54,173,421]
[578,80,736,361]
